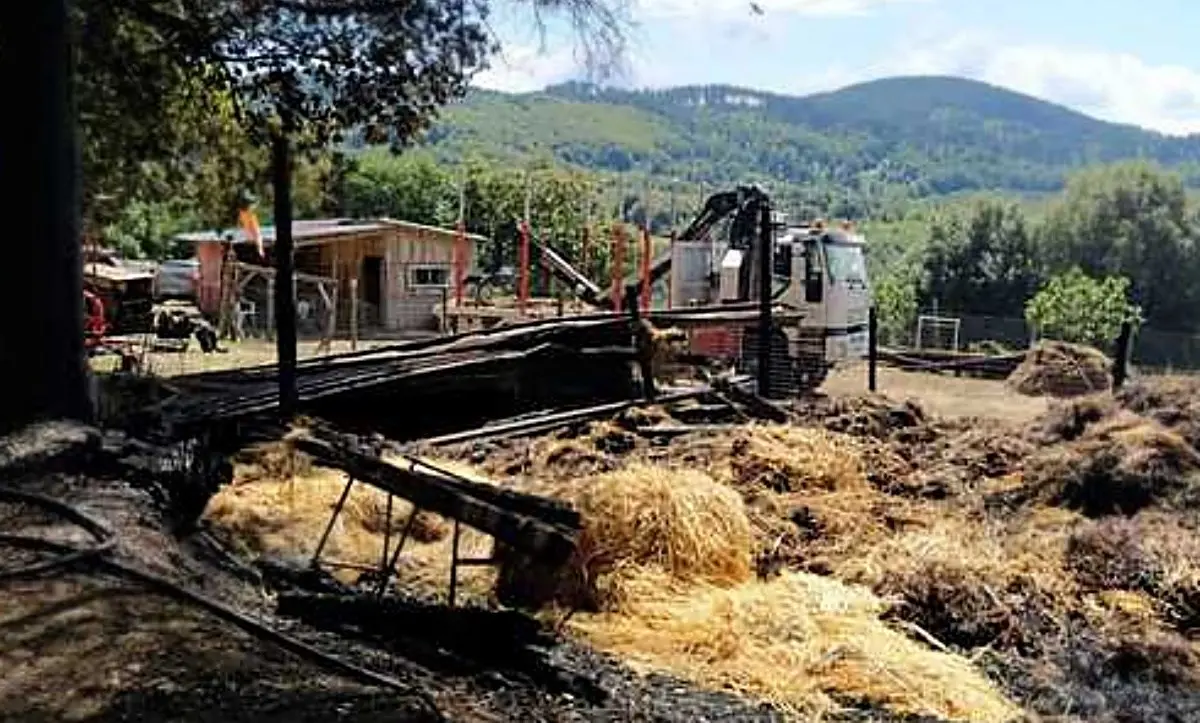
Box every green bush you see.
[1025,268,1141,348]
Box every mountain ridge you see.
[416,75,1200,211]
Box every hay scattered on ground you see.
[205,446,488,598]
[1024,413,1200,516]
[1118,375,1200,449]
[727,425,865,494]
[808,394,927,439]
[1008,341,1112,398]
[841,517,1078,651]
[567,569,1021,722]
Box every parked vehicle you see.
[154,257,200,300]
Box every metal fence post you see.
[868,306,878,393]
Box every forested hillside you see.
[414,76,1200,216]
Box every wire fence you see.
[883,309,1200,374]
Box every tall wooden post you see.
[1113,321,1133,390]
[273,127,298,417]
[454,170,467,307]
[0,0,91,431]
[518,221,531,315]
[756,202,773,398]
[666,231,677,310]
[349,278,359,352]
[639,224,652,311]
[581,224,591,281]
[868,306,879,393]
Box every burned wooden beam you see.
[293,434,578,566]
[420,384,716,447]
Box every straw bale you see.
[1008,341,1112,398]
[566,569,1020,722]
[497,465,754,610]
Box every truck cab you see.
[776,223,871,377]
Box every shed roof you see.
[176,217,487,247]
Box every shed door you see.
[362,256,383,326]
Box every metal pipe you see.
[448,519,462,608]
[311,475,354,568]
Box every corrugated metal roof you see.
[175,217,488,246]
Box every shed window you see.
[410,266,449,288]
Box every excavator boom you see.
[531,185,773,311]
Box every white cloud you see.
[472,43,579,93]
[885,33,1200,135]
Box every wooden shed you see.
[178,218,486,335]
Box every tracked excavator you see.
[534,185,873,394]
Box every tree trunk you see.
[0,0,92,434]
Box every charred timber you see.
[292,434,578,566]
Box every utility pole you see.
[273,118,298,417]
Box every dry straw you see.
[568,569,1021,722]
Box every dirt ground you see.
[89,338,405,378]
[823,362,1049,423]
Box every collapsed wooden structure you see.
[122,305,795,603]
[145,304,800,443]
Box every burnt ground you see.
[0,432,932,723]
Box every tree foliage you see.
[1039,162,1200,329]
[921,200,1041,317]
[1025,269,1141,348]
[75,0,629,254]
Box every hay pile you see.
[1024,412,1200,516]
[498,465,754,610]
[495,459,1016,721]
[841,514,1079,652]
[713,425,914,573]
[809,394,927,439]
[1008,341,1112,398]
[1118,375,1200,449]
[205,444,494,596]
[567,569,1021,722]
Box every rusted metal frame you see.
[448,520,462,609]
[380,493,394,581]
[311,473,354,568]
[373,504,420,597]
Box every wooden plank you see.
[293,435,577,565]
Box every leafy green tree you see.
[873,268,920,346]
[1039,162,1200,330]
[921,199,1041,316]
[1025,268,1141,348]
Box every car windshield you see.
[824,242,866,283]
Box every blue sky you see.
[473,0,1200,135]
